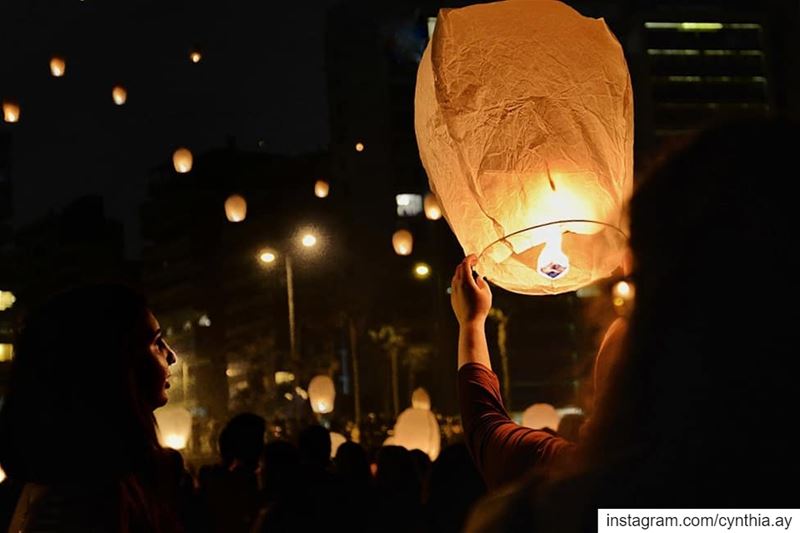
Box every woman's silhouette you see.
[0,284,184,532]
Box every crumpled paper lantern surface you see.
[415,0,632,295]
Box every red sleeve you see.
[458,362,574,489]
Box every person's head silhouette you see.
[0,284,176,483]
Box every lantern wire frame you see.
[477,219,629,295]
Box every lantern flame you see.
[537,228,570,280]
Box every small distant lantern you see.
[190,50,202,63]
[355,142,365,152]
[415,1,632,295]
[330,432,347,458]
[393,407,441,460]
[423,192,442,220]
[308,375,335,414]
[314,179,330,198]
[2,102,20,123]
[392,229,413,256]
[50,57,66,77]
[224,194,247,222]
[172,147,193,173]
[155,405,192,450]
[411,387,431,410]
[521,403,560,431]
[112,85,127,105]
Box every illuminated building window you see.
[396,194,422,217]
[0,343,13,362]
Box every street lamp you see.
[258,230,320,361]
[413,262,431,280]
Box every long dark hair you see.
[572,116,800,507]
[0,284,161,483]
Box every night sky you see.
[1,0,337,254]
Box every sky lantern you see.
[330,431,347,458]
[224,194,247,222]
[415,1,633,295]
[314,179,330,198]
[155,405,192,450]
[190,50,202,63]
[392,229,413,256]
[172,147,193,173]
[521,403,561,431]
[308,375,335,414]
[112,85,127,105]
[411,387,431,410]
[423,192,442,220]
[49,57,66,77]
[393,407,441,460]
[2,101,20,123]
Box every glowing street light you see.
[414,262,431,279]
[259,230,322,361]
[301,233,317,248]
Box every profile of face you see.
[141,311,177,410]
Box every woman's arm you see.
[451,256,572,488]
[451,255,493,370]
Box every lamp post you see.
[259,230,319,362]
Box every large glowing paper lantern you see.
[415,1,633,295]
[173,148,193,173]
[308,375,335,414]
[392,229,413,256]
[330,431,347,458]
[393,407,441,460]
[522,403,560,431]
[155,406,192,450]
[224,194,247,222]
[411,387,431,410]
[112,86,128,105]
[2,102,20,123]
[50,57,66,77]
